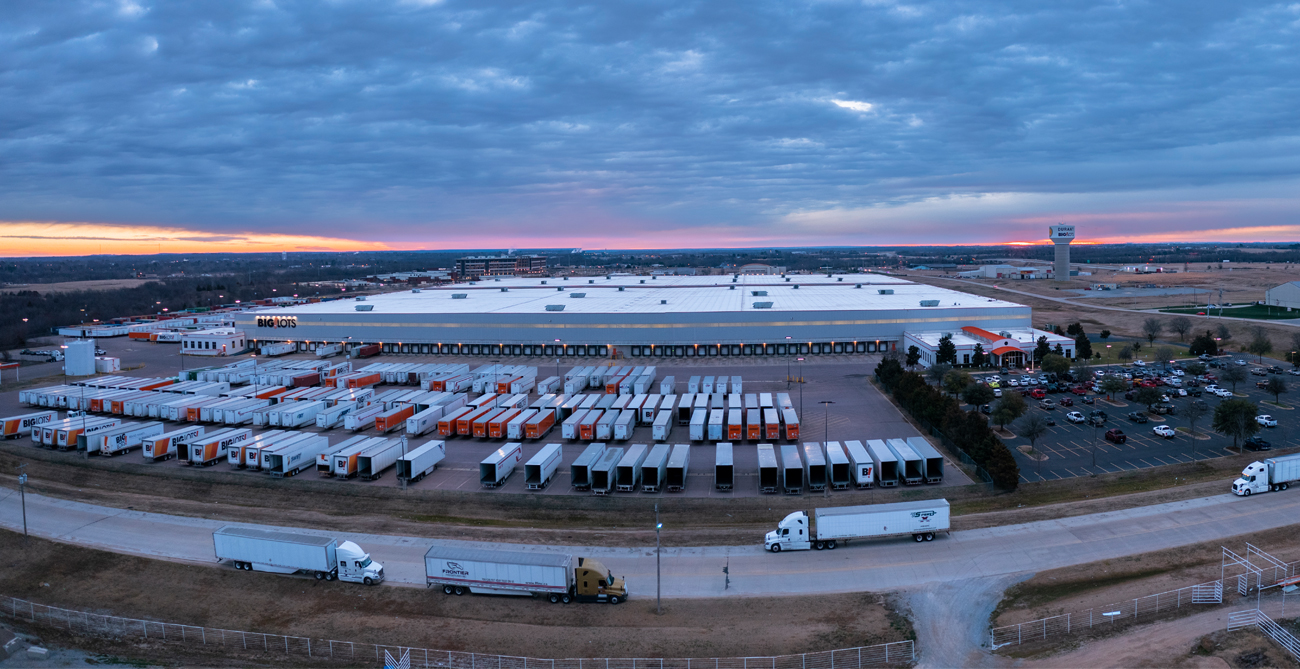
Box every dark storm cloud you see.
[1,0,1298,242]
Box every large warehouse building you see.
[235,274,1032,359]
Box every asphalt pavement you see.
[2,486,1296,598]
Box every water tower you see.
[1049,225,1075,280]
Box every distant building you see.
[958,265,1049,280]
[1264,282,1300,309]
[904,327,1076,368]
[180,329,247,357]
[456,255,548,278]
[737,263,786,275]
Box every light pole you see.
[785,337,793,387]
[18,464,28,545]
[820,400,834,497]
[655,504,662,615]
[798,357,805,416]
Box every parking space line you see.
[1139,458,1156,467]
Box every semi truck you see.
[213,526,384,584]
[424,546,628,604]
[1232,453,1300,496]
[764,499,951,552]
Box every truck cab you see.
[765,511,812,552]
[1233,462,1271,496]
[336,541,385,585]
[573,557,628,604]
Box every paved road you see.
[2,487,1297,598]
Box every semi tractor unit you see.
[764,499,951,552]
[1232,452,1300,495]
[424,546,628,604]
[212,526,384,584]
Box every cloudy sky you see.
[2,0,1299,255]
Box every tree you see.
[1154,345,1176,370]
[1072,358,1094,386]
[1168,316,1192,342]
[1265,377,1288,404]
[1066,322,1084,336]
[1074,333,1092,361]
[1184,362,1207,377]
[1221,364,1248,393]
[1189,331,1218,356]
[905,345,921,369]
[936,334,958,366]
[991,392,1027,430]
[1053,343,1065,357]
[1041,353,1070,376]
[1034,336,1051,362]
[971,343,986,368]
[875,357,905,389]
[1142,317,1163,345]
[1118,345,1133,364]
[1216,323,1232,341]
[1213,398,1261,451]
[1184,401,1209,438]
[942,369,972,397]
[1247,332,1273,364]
[1016,412,1052,478]
[926,362,952,386]
[962,383,995,407]
[1134,386,1163,411]
[1100,376,1127,400]
[1100,329,1111,340]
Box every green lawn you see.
[1159,304,1300,320]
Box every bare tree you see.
[1016,412,1052,479]
[1168,316,1192,342]
[1217,323,1233,341]
[1142,317,1163,345]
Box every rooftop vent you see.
[640,280,645,284]
[855,284,862,289]
[355,304,374,311]
[661,299,668,304]
[753,302,773,309]
[837,277,843,282]
[785,278,791,282]
[878,289,894,295]
[589,280,595,284]
[571,293,586,298]
[412,289,421,293]
[501,288,509,292]
[495,278,501,282]
[557,286,564,291]
[541,280,547,285]
[452,294,467,299]
[919,300,940,307]
[355,296,366,301]
[618,287,625,292]
[732,278,737,283]
[793,285,800,289]
[545,305,565,312]
[751,290,767,296]
[730,285,736,290]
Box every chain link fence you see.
[2,595,914,668]
[990,579,1227,649]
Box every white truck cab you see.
[336,541,385,584]
[765,511,813,552]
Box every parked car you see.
[1066,411,1086,423]
[1152,425,1176,438]
[1082,395,1096,404]
[1126,412,1149,424]
[1039,399,1057,410]
[980,404,991,415]
[1105,429,1127,443]
[1175,389,1188,397]
[1256,415,1277,428]
[1268,366,1283,374]
[993,388,1002,397]
[1251,368,1267,376]
[1059,397,1074,407]
[1008,378,1020,387]
[1133,360,1147,367]
[1215,388,1235,398]
[1256,381,1270,390]
[1070,386,1087,395]
[1029,388,1047,400]
[1235,359,1248,366]
[1243,436,1272,451]
[1190,399,1209,411]
[1043,416,1056,426]
[1288,369,1300,376]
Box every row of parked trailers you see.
[755,438,945,494]
[192,358,353,387]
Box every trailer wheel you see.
[327,572,336,581]
[454,586,466,595]
[913,534,924,542]
[770,544,781,553]
[1283,483,1290,491]
[315,571,326,580]
[813,541,824,550]
[548,594,560,603]
[609,596,621,605]
[443,585,454,595]
[827,541,837,550]
[924,533,934,541]
[561,594,572,604]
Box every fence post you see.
[1066,613,1070,635]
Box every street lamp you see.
[655,504,663,615]
[785,337,793,387]
[820,401,835,497]
[18,464,28,544]
[798,357,806,415]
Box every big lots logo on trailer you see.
[256,316,297,329]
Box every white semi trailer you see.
[764,499,951,552]
[424,546,628,604]
[212,526,384,584]
[1232,453,1300,496]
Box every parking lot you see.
[982,359,1300,483]
[1,339,974,497]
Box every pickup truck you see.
[1126,411,1149,424]
[1105,429,1127,443]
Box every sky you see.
[2,0,1299,256]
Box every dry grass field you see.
[3,279,154,293]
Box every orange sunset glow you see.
[0,222,395,257]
